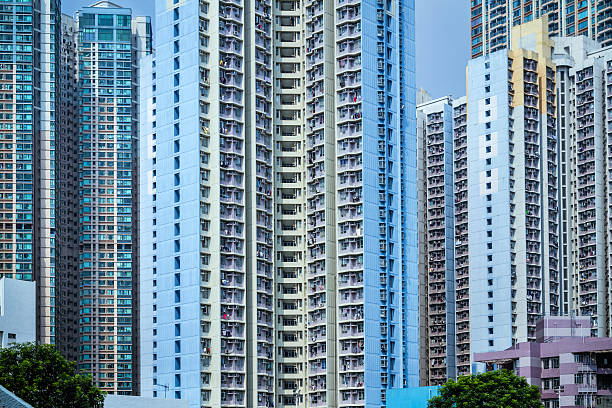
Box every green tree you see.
[0,342,104,408]
[428,369,543,408]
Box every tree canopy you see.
[0,342,104,408]
[428,369,543,408]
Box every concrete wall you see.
[105,395,189,408]
[0,279,35,347]
[387,386,441,408]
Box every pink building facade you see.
[475,317,612,408]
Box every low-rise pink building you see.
[474,317,612,408]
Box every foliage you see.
[428,369,543,408]
[0,342,104,408]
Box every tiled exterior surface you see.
[0,385,33,408]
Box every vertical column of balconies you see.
[245,0,274,405]
[216,0,248,404]
[487,0,510,54]
[198,3,214,405]
[606,60,612,335]
[306,0,336,405]
[424,111,449,385]
[575,66,600,336]
[544,66,560,316]
[521,58,544,340]
[58,15,80,362]
[508,58,519,344]
[375,0,402,401]
[335,0,365,406]
[273,1,306,406]
[541,0,561,35]
[453,101,470,377]
[597,1,612,46]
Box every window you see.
[98,28,114,41]
[175,324,181,336]
[117,14,131,27]
[80,13,95,27]
[488,340,494,347]
[98,14,114,26]
[116,29,131,42]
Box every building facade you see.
[0,0,75,351]
[140,0,418,407]
[417,18,563,385]
[417,97,457,386]
[76,1,151,395]
[475,316,612,408]
[470,0,612,58]
[552,35,612,338]
[0,278,35,347]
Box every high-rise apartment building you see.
[140,0,418,406]
[451,96,470,378]
[470,0,612,58]
[552,35,612,337]
[416,97,457,386]
[56,12,80,363]
[0,0,71,349]
[417,18,562,384]
[466,18,560,368]
[75,1,151,395]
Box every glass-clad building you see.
[76,1,151,395]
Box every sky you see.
[62,0,469,100]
